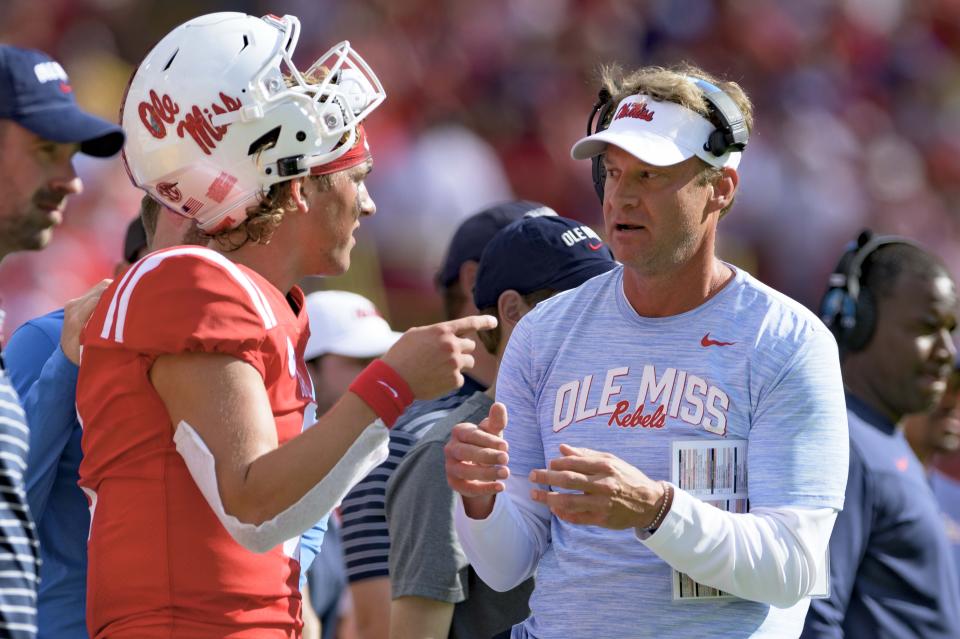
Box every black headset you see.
[819,230,921,353]
[585,77,750,203]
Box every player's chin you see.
[332,246,353,275]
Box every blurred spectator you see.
[903,362,960,589]
[904,362,960,465]
[804,234,960,638]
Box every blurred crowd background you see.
[2,0,960,333]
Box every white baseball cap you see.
[304,291,402,360]
[570,94,742,170]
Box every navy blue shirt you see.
[802,393,960,638]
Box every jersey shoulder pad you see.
[90,247,276,366]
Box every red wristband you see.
[348,359,415,428]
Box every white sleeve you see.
[174,418,390,553]
[453,471,551,592]
[640,486,837,608]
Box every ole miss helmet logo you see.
[157,181,182,202]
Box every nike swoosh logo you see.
[587,242,604,251]
[701,333,735,347]
[377,380,400,399]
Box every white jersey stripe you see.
[238,268,278,328]
[113,255,168,342]
[107,247,277,343]
[100,249,148,340]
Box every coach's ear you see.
[289,178,309,214]
[706,167,738,216]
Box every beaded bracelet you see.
[644,481,674,532]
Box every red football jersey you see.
[77,246,315,639]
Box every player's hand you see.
[61,279,111,365]
[529,444,667,530]
[445,402,509,519]
[382,314,497,400]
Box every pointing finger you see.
[445,314,498,336]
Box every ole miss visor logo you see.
[614,101,654,122]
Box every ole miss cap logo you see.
[0,45,124,157]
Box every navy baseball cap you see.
[436,200,558,289]
[0,46,124,157]
[473,216,617,309]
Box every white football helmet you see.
[121,12,386,233]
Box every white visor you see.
[571,95,741,170]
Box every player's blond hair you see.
[599,63,754,217]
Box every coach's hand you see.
[529,445,668,530]
[382,315,497,400]
[445,401,509,519]
[61,278,112,365]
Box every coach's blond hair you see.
[599,63,754,217]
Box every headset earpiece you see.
[690,78,749,157]
[819,230,920,353]
[588,88,615,202]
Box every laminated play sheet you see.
[670,438,829,601]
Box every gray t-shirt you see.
[386,391,533,639]
[495,264,847,638]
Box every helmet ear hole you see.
[247,126,282,156]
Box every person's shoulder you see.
[89,246,274,353]
[388,395,492,512]
[390,392,491,491]
[736,270,829,335]
[730,269,837,363]
[7,308,65,359]
[123,246,268,302]
[12,308,65,341]
[511,265,621,347]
